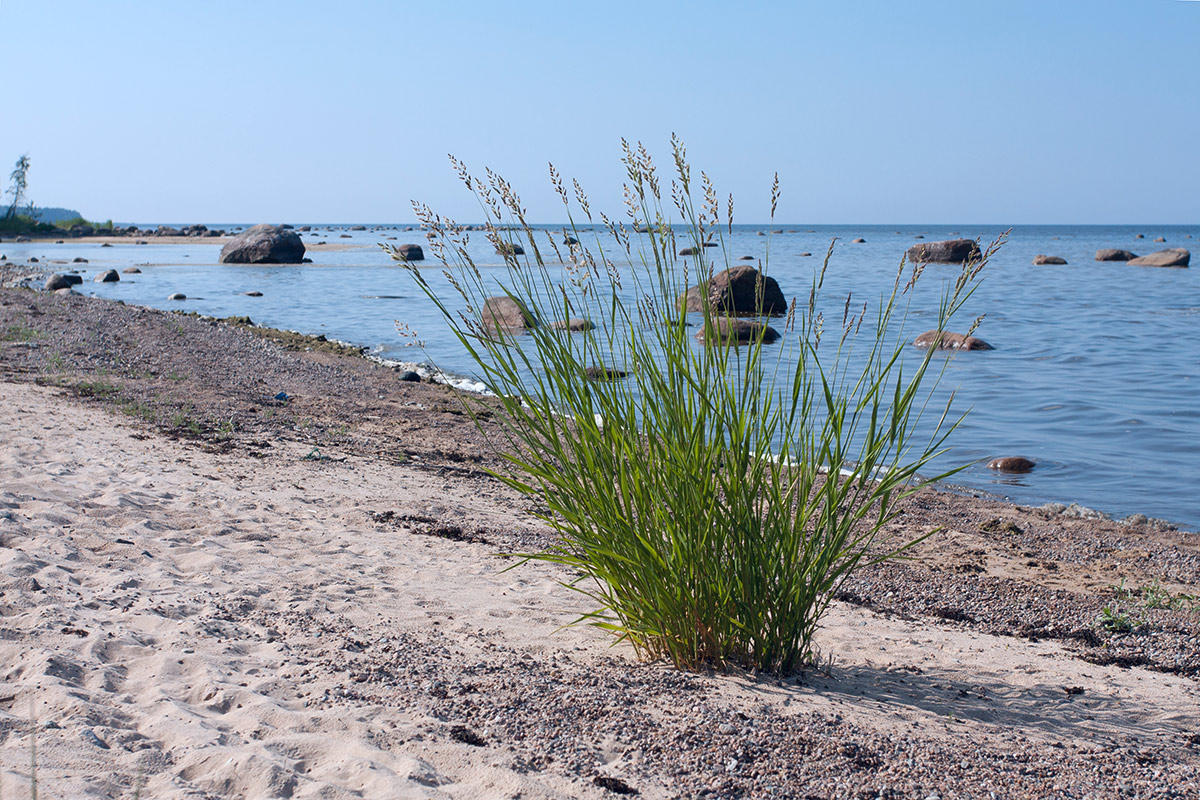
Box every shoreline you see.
[3,234,373,251]
[1,287,1199,797]
[0,257,1193,531]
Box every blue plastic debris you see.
[274,392,290,402]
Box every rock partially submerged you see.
[988,456,1035,473]
[44,274,74,291]
[1095,249,1137,262]
[1127,248,1190,268]
[695,318,780,346]
[94,269,120,283]
[394,244,425,262]
[676,266,787,317]
[481,296,535,333]
[219,224,306,264]
[551,318,594,332]
[584,366,628,381]
[913,330,994,351]
[906,239,980,264]
[1032,255,1067,265]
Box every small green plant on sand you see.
[391,138,995,674]
[1,323,44,343]
[73,379,119,398]
[1096,605,1135,633]
[1113,577,1200,613]
[169,406,203,436]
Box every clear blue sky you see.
[1,0,1195,224]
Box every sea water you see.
[6,223,1197,530]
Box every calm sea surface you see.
[7,224,1198,530]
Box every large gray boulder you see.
[1127,248,1190,268]
[906,239,980,264]
[676,265,788,317]
[219,224,306,264]
[1095,249,1138,262]
[481,296,536,333]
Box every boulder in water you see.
[394,244,425,262]
[584,366,628,381]
[695,318,780,346]
[94,269,120,282]
[906,239,980,264]
[676,265,787,317]
[987,456,1035,473]
[481,296,536,333]
[1032,255,1067,265]
[552,318,595,332]
[1095,249,1137,262]
[1127,248,1189,268]
[219,224,305,264]
[913,330,993,351]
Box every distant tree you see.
[5,154,30,220]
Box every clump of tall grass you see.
[389,137,997,674]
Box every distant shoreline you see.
[4,234,372,252]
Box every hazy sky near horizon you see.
[1,0,1196,224]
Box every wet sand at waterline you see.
[0,288,1198,798]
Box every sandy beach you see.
[1,287,1199,798]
